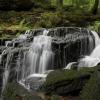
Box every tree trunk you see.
[92,0,99,15]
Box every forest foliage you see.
[0,0,100,37]
[31,0,100,14]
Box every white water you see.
[78,31,100,67]
[5,41,12,47]
[78,56,100,67]
[27,74,47,79]
[90,45,100,58]
[5,30,30,47]
[19,30,54,90]
[16,30,30,40]
[43,30,49,35]
[28,30,54,74]
[0,55,1,64]
[65,62,77,69]
[2,28,100,93]
[2,53,12,92]
[1,30,30,96]
[91,31,100,46]
[18,30,30,40]
[66,31,100,69]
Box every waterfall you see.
[78,45,100,68]
[0,27,98,93]
[65,30,100,69]
[1,53,13,94]
[17,29,54,90]
[23,29,54,75]
[0,55,1,64]
[91,31,100,46]
[53,28,95,68]
[28,34,53,74]
[64,62,77,69]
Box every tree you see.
[92,0,99,15]
[56,0,63,7]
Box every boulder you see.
[41,68,95,95]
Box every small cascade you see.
[78,56,100,68]
[22,29,54,75]
[90,45,100,58]
[43,30,49,35]
[91,31,100,46]
[65,62,77,69]
[65,30,100,69]
[28,34,53,74]
[0,55,1,64]
[78,31,100,68]
[78,45,100,68]
[16,29,54,90]
[2,53,13,93]
[5,41,12,47]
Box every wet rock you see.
[42,68,93,95]
[51,27,95,69]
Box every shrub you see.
[7,19,30,30]
[89,21,100,32]
[34,12,62,28]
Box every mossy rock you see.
[45,67,95,86]
[80,71,100,100]
[40,67,96,95]
[2,81,42,100]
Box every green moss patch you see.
[40,67,99,95]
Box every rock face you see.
[48,27,95,69]
[0,27,96,96]
[0,0,33,10]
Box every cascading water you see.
[91,31,100,46]
[28,33,53,74]
[66,30,100,69]
[78,45,100,68]
[53,28,95,69]
[78,31,100,68]
[2,53,12,92]
[0,27,98,96]
[0,55,1,64]
[16,29,54,90]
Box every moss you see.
[39,67,99,95]
[80,71,100,100]
[3,81,42,100]
[44,67,95,86]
